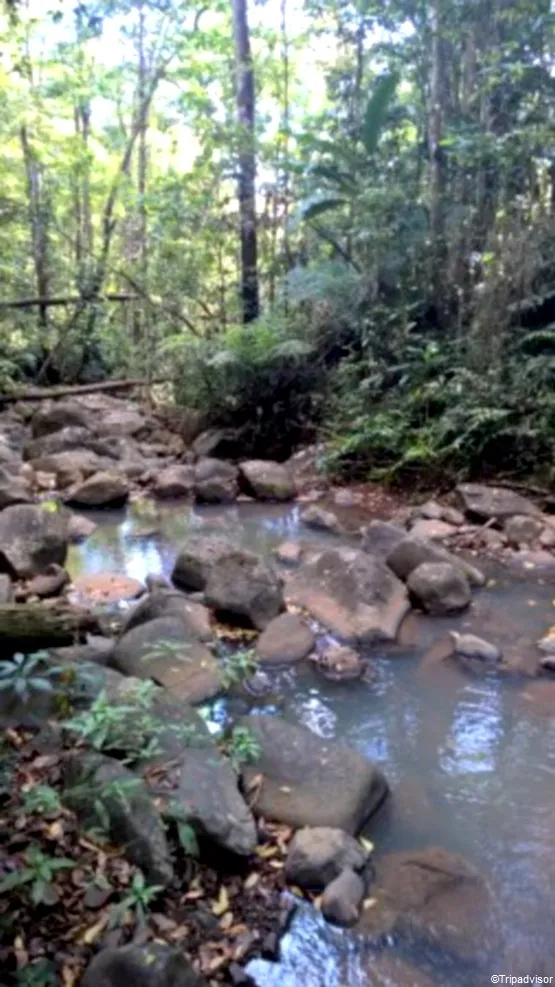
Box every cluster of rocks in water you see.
[0,392,552,984]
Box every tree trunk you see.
[20,125,49,332]
[0,602,101,653]
[231,0,260,323]
[428,0,448,326]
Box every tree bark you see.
[0,377,168,405]
[20,125,50,331]
[0,602,101,652]
[232,0,260,323]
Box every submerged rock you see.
[239,459,296,501]
[312,644,365,681]
[0,503,68,578]
[289,547,409,643]
[82,944,206,987]
[357,846,500,965]
[457,483,539,521]
[256,612,315,664]
[240,714,388,834]
[300,505,342,533]
[284,826,368,889]
[407,562,471,615]
[449,632,502,663]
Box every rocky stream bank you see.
[1,390,555,986]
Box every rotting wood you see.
[0,376,169,404]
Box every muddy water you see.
[69,501,555,986]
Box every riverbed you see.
[69,499,555,986]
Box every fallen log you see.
[0,376,169,404]
[0,602,101,652]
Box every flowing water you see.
[68,500,555,986]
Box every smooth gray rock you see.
[285,826,368,889]
[82,944,207,987]
[387,535,485,588]
[193,457,238,504]
[204,548,284,630]
[65,469,129,507]
[256,612,315,664]
[0,503,68,578]
[457,483,539,521]
[361,520,406,559]
[239,459,296,502]
[407,562,471,615]
[321,867,366,926]
[120,590,212,642]
[172,535,237,592]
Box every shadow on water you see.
[70,501,555,986]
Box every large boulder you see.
[284,826,368,889]
[64,752,173,887]
[29,449,109,487]
[457,483,540,521]
[504,514,545,547]
[356,847,500,965]
[288,547,410,643]
[23,426,113,462]
[65,470,129,507]
[240,714,388,834]
[0,503,68,578]
[153,464,195,500]
[386,535,485,588]
[321,867,365,926]
[111,616,221,704]
[239,460,296,502]
[0,466,32,509]
[99,408,146,437]
[256,612,315,664]
[30,400,89,438]
[204,548,284,630]
[193,457,238,504]
[82,944,206,987]
[120,590,212,642]
[172,535,237,591]
[407,562,471,615]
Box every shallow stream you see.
[69,500,555,986]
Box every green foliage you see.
[108,870,162,929]
[0,846,74,905]
[16,961,57,987]
[220,648,259,690]
[0,652,55,706]
[21,785,62,817]
[224,726,261,773]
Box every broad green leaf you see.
[361,73,399,156]
[309,164,358,194]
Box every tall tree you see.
[231,0,260,323]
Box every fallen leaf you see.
[79,913,109,945]
[279,786,292,794]
[244,872,259,890]
[62,965,77,987]
[359,837,374,853]
[46,820,64,840]
[289,886,305,898]
[14,935,27,970]
[211,886,230,917]
[363,897,377,909]
[269,860,284,869]
[255,844,279,859]
[246,774,263,793]
[219,911,234,930]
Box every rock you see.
[313,644,364,681]
[300,505,342,533]
[362,954,439,987]
[146,574,172,592]
[284,826,367,888]
[192,427,242,460]
[82,944,206,987]
[333,488,364,506]
[256,612,315,664]
[537,633,555,655]
[120,590,212,642]
[361,520,406,559]
[0,574,12,603]
[138,693,257,856]
[321,867,365,926]
[71,573,144,605]
[240,714,388,834]
[29,449,108,487]
[193,457,238,504]
[356,847,500,965]
[273,541,304,566]
[172,536,237,591]
[407,562,471,615]
[386,535,485,587]
[204,549,284,630]
[26,563,69,599]
[238,460,296,501]
[0,503,68,578]
[111,616,221,704]
[289,547,409,643]
[511,549,555,568]
[67,512,98,543]
[30,401,88,437]
[539,524,555,549]
[457,482,539,521]
[0,466,32,509]
[65,470,129,507]
[539,655,555,673]
[409,519,458,541]
[100,408,146,437]
[449,632,502,662]
[416,500,464,526]
[64,752,173,887]
[504,514,545,547]
[153,465,195,499]
[24,425,110,462]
